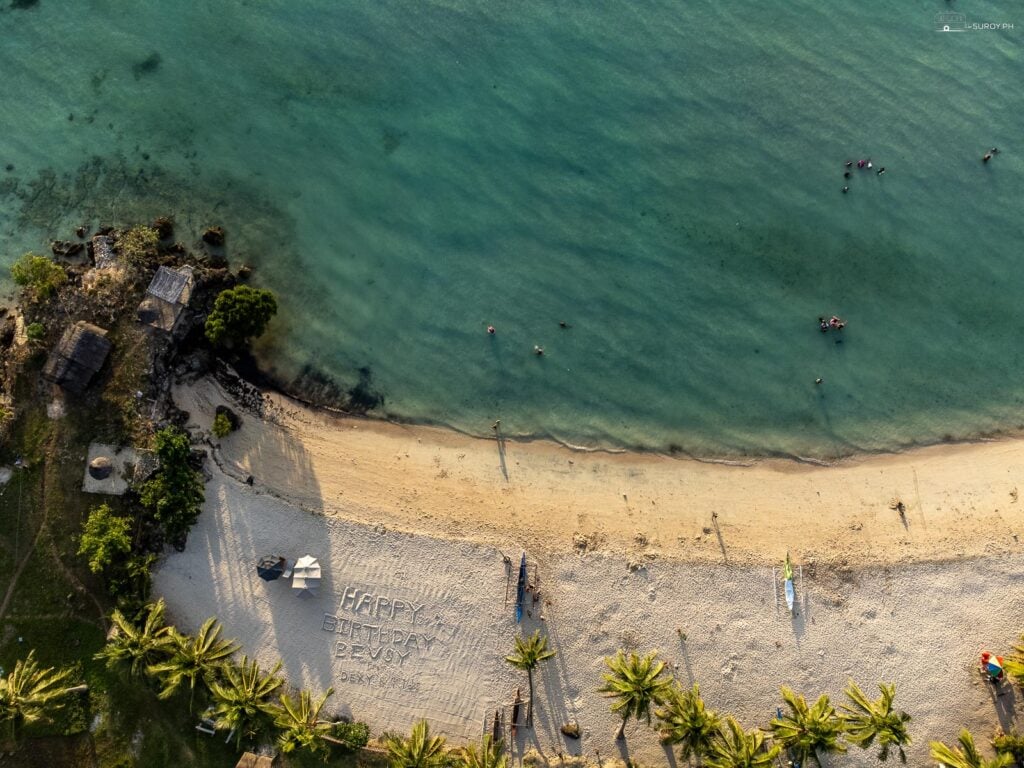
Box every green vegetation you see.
[770,687,846,767]
[272,687,336,758]
[598,649,671,740]
[139,425,205,545]
[204,284,278,346]
[331,720,371,751]
[148,617,239,708]
[504,630,555,727]
[705,718,780,768]
[10,252,67,300]
[25,322,45,341]
[118,224,160,265]
[209,656,283,749]
[455,735,506,768]
[1004,635,1024,684]
[212,410,233,438]
[95,599,174,678]
[840,680,911,762]
[384,720,447,768]
[656,681,721,763]
[992,728,1024,765]
[930,729,1013,768]
[77,503,132,575]
[0,650,79,741]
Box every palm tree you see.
[841,680,911,762]
[1004,636,1024,685]
[456,734,507,768]
[704,718,780,768]
[771,687,846,767]
[209,656,283,749]
[992,728,1024,767]
[504,630,556,726]
[0,651,76,740]
[94,599,174,677]
[385,719,448,768]
[270,687,335,758]
[147,616,239,709]
[930,729,1013,768]
[656,681,721,765]
[598,649,671,740]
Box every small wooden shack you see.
[137,265,195,332]
[42,321,112,393]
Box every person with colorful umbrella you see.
[980,650,1004,682]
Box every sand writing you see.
[335,669,421,693]
[322,585,455,668]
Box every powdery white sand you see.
[154,466,1024,766]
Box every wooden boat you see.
[515,552,527,623]
[784,552,795,613]
[511,687,522,738]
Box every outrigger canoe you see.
[511,687,522,738]
[515,552,527,623]
[784,552,795,613]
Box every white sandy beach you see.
[151,378,1024,765]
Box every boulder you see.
[560,722,580,739]
[201,226,225,246]
[153,216,174,240]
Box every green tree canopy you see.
[385,720,447,768]
[840,680,911,763]
[209,656,283,749]
[204,285,278,346]
[505,630,555,726]
[139,426,205,544]
[930,729,1013,768]
[78,503,132,575]
[270,687,335,758]
[598,649,671,740]
[771,687,846,767]
[705,718,779,768]
[10,253,66,300]
[656,681,721,764]
[456,735,506,768]
[95,599,175,677]
[147,617,238,710]
[0,650,77,741]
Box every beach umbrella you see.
[981,651,1004,680]
[291,555,321,599]
[256,556,286,582]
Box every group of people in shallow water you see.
[819,315,846,332]
[486,320,573,356]
[842,158,885,194]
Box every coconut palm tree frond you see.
[598,650,671,740]
[95,600,175,677]
[1005,635,1024,685]
[655,681,721,762]
[209,656,283,749]
[929,729,1013,768]
[147,616,239,708]
[270,687,335,757]
[992,727,1024,765]
[0,650,77,740]
[771,687,846,767]
[455,734,506,768]
[504,630,555,727]
[705,717,779,768]
[840,680,911,762]
[385,719,448,768]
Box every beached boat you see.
[511,687,522,737]
[784,552,795,613]
[515,552,527,623]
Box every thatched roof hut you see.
[137,265,195,332]
[235,753,274,768]
[42,322,112,393]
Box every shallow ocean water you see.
[0,0,1021,457]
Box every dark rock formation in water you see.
[201,226,225,246]
[153,216,174,240]
[131,52,162,80]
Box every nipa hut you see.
[42,322,112,393]
[137,265,195,332]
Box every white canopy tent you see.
[291,555,321,599]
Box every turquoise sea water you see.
[1,1,1021,458]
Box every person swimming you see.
[829,315,846,330]
[983,153,992,163]
[819,318,829,333]
[877,167,886,175]
[845,161,853,168]
[487,325,496,335]
[534,345,544,356]
[842,186,849,194]
[844,171,851,178]
[857,159,866,168]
